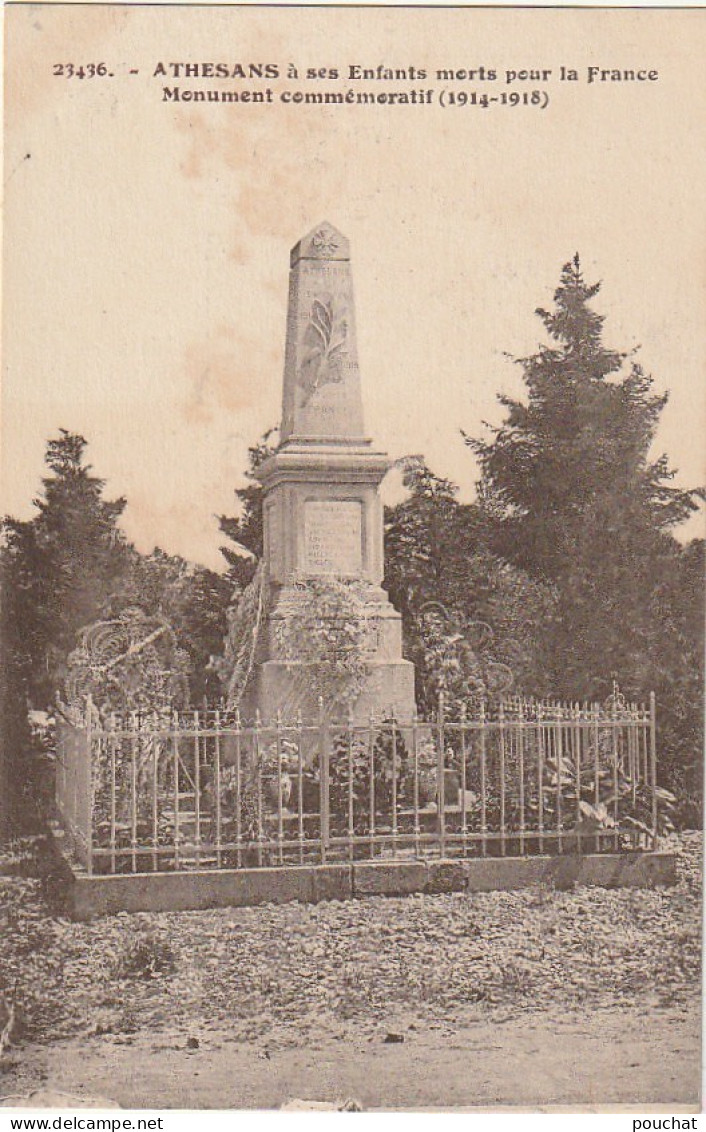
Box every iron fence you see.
[54,693,660,875]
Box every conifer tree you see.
[467,255,698,582]
[1,431,129,831]
[3,431,130,705]
[465,256,703,794]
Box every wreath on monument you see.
[62,607,191,718]
[273,577,374,717]
[59,608,192,831]
[416,602,516,714]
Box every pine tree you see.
[3,430,130,708]
[1,431,129,832]
[467,255,698,581]
[30,430,130,701]
[465,256,703,798]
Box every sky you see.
[3,5,706,572]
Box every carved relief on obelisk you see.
[281,222,365,444]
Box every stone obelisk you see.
[245,222,416,723]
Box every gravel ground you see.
[1,1004,701,1110]
[0,833,700,1052]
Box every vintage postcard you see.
[1,2,704,1115]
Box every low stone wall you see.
[51,834,677,920]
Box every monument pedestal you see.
[240,223,415,724]
[247,658,416,726]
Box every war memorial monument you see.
[240,221,416,724]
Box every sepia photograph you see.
[1,2,704,1114]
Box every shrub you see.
[113,931,176,979]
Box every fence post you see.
[193,708,201,866]
[296,709,304,864]
[480,696,487,857]
[412,707,420,857]
[630,701,638,810]
[235,709,242,869]
[318,697,330,863]
[649,691,658,848]
[460,702,468,853]
[255,710,264,868]
[109,712,117,873]
[347,706,355,863]
[276,709,284,864]
[172,709,180,870]
[498,699,506,857]
[537,701,544,855]
[390,709,398,856]
[611,694,620,851]
[85,696,94,876]
[71,710,79,845]
[152,712,160,873]
[214,706,222,869]
[368,709,376,858]
[55,694,64,822]
[574,702,582,855]
[436,692,446,857]
[517,699,525,855]
[592,703,600,854]
[130,710,138,873]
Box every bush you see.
[113,931,176,980]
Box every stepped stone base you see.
[48,829,676,920]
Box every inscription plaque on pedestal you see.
[304,500,363,575]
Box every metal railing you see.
[54,693,660,875]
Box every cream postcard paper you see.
[1,3,704,1111]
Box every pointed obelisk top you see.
[281,222,366,444]
[290,221,350,268]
